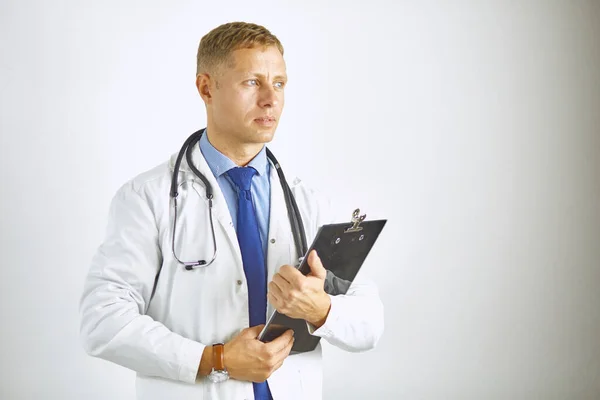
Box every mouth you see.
[254,116,277,127]
[254,116,276,122]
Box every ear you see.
[196,73,213,104]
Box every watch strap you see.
[212,343,225,371]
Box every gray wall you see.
[1,1,599,399]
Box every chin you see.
[251,127,277,144]
[261,131,276,143]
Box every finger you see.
[268,280,284,300]
[308,250,327,280]
[280,334,296,358]
[267,292,280,309]
[272,273,293,292]
[271,358,285,374]
[273,333,295,361]
[273,339,295,367]
[244,324,266,338]
[278,265,303,286]
[265,329,294,353]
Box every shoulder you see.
[287,173,335,228]
[113,153,177,210]
[130,159,173,193]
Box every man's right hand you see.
[224,325,294,383]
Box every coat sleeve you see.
[296,182,385,352]
[79,181,205,383]
[308,278,384,352]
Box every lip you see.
[254,117,276,126]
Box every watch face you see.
[208,370,229,383]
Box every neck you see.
[205,127,263,167]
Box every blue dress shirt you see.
[199,132,271,260]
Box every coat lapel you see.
[266,160,295,315]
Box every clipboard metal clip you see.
[345,209,366,233]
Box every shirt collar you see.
[199,130,269,178]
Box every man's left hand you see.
[268,250,331,328]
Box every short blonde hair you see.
[196,22,284,76]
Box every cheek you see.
[216,88,244,109]
[229,91,255,114]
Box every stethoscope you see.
[170,128,308,271]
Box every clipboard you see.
[258,209,387,354]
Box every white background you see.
[1,1,599,399]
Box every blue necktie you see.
[226,167,272,400]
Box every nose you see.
[258,85,279,108]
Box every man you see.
[79,22,384,400]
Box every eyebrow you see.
[242,72,288,82]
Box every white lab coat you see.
[79,143,384,400]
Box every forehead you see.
[225,46,286,76]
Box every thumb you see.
[307,250,327,280]
[242,324,265,338]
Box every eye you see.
[274,81,285,89]
[246,79,258,86]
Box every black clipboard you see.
[258,209,387,354]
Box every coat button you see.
[270,238,276,244]
[237,280,242,285]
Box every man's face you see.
[208,46,287,146]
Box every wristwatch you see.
[207,343,229,383]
